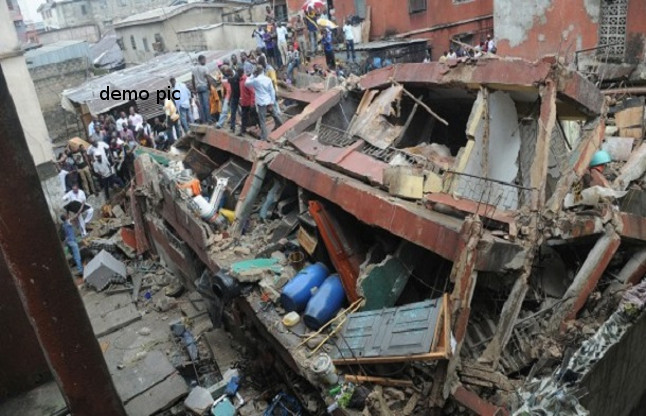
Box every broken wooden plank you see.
[344,375,414,387]
[396,82,448,126]
[124,373,188,416]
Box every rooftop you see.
[113,2,246,28]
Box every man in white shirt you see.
[116,111,128,131]
[343,19,355,62]
[245,65,283,141]
[487,34,496,53]
[448,49,457,59]
[63,183,93,237]
[87,118,96,138]
[128,106,143,130]
[92,154,124,200]
[276,22,289,68]
[87,137,111,162]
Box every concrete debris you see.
[184,386,214,415]
[83,249,127,291]
[515,280,646,415]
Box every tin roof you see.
[62,50,240,117]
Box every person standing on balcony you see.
[342,19,355,62]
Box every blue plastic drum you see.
[304,274,346,329]
[280,262,329,312]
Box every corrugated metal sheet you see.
[25,40,90,68]
[333,297,443,359]
[62,50,240,116]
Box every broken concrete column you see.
[545,116,605,214]
[549,227,621,332]
[617,248,646,285]
[478,267,531,367]
[442,216,482,400]
[232,160,267,237]
[614,142,646,191]
[530,80,557,209]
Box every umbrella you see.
[302,0,325,12]
[316,18,337,29]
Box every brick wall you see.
[28,58,88,141]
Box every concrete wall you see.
[178,23,259,53]
[333,0,493,59]
[117,7,226,64]
[55,0,95,29]
[0,1,54,168]
[495,0,646,64]
[626,0,646,64]
[38,24,101,45]
[29,58,88,142]
[494,0,600,61]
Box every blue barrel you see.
[281,263,329,312]
[304,274,346,330]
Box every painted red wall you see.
[332,0,493,59]
[626,0,646,62]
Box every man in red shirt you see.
[238,67,256,136]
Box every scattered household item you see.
[193,177,228,222]
[212,396,235,416]
[83,249,127,291]
[263,392,303,416]
[207,368,240,398]
[282,311,301,327]
[310,353,339,385]
[280,262,329,312]
[304,274,346,329]
[288,251,305,270]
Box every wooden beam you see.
[344,375,414,387]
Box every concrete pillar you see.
[617,247,646,285]
[530,80,557,209]
[550,228,621,331]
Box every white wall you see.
[0,0,54,167]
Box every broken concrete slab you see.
[83,292,142,338]
[615,142,646,191]
[184,386,214,415]
[602,136,634,161]
[112,350,176,403]
[349,85,405,149]
[84,249,127,291]
[383,166,424,200]
[124,372,188,416]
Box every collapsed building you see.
[6,53,646,415]
[117,55,646,415]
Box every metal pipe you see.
[0,65,126,414]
